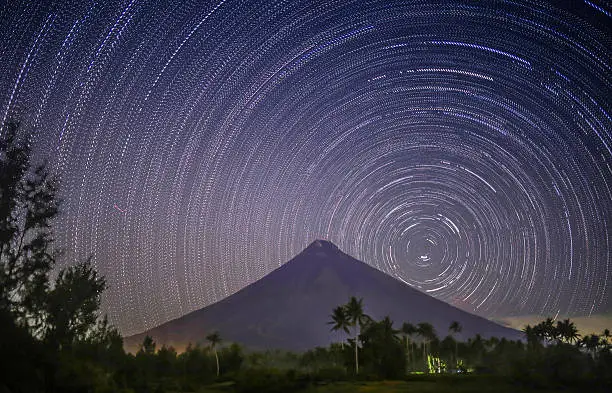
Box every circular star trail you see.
[1,0,610,335]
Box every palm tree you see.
[533,321,552,345]
[470,333,485,366]
[539,317,558,343]
[401,322,417,371]
[449,321,462,336]
[417,322,436,370]
[328,305,351,349]
[523,324,539,349]
[206,331,222,377]
[449,321,462,369]
[345,296,369,374]
[556,319,580,344]
[379,316,401,341]
[582,334,600,359]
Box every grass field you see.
[304,380,569,392]
[198,375,602,393]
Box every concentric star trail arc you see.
[0,0,610,335]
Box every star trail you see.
[1,0,610,336]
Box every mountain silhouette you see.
[124,240,522,351]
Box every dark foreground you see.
[194,375,607,393]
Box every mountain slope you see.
[124,240,522,351]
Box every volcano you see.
[124,240,522,352]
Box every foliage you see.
[46,259,107,349]
[0,121,60,334]
[0,307,49,392]
[328,305,351,347]
[207,330,223,377]
[0,120,125,392]
[301,345,347,372]
[234,368,307,393]
[360,316,405,378]
[343,296,370,375]
[523,317,580,347]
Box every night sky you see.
[1,0,610,336]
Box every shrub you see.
[234,368,308,393]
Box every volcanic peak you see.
[124,239,523,351]
[308,239,339,250]
[302,239,344,259]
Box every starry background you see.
[1,0,610,336]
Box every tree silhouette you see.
[601,328,611,349]
[401,322,417,371]
[468,333,485,367]
[140,335,156,355]
[361,316,405,378]
[0,121,59,332]
[485,336,500,351]
[345,296,369,374]
[417,322,436,370]
[328,305,351,349]
[45,259,107,349]
[536,317,559,343]
[556,319,580,344]
[206,331,222,377]
[449,321,462,368]
[581,334,601,359]
[522,324,541,349]
[0,121,122,391]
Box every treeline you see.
[324,297,612,385]
[120,298,612,392]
